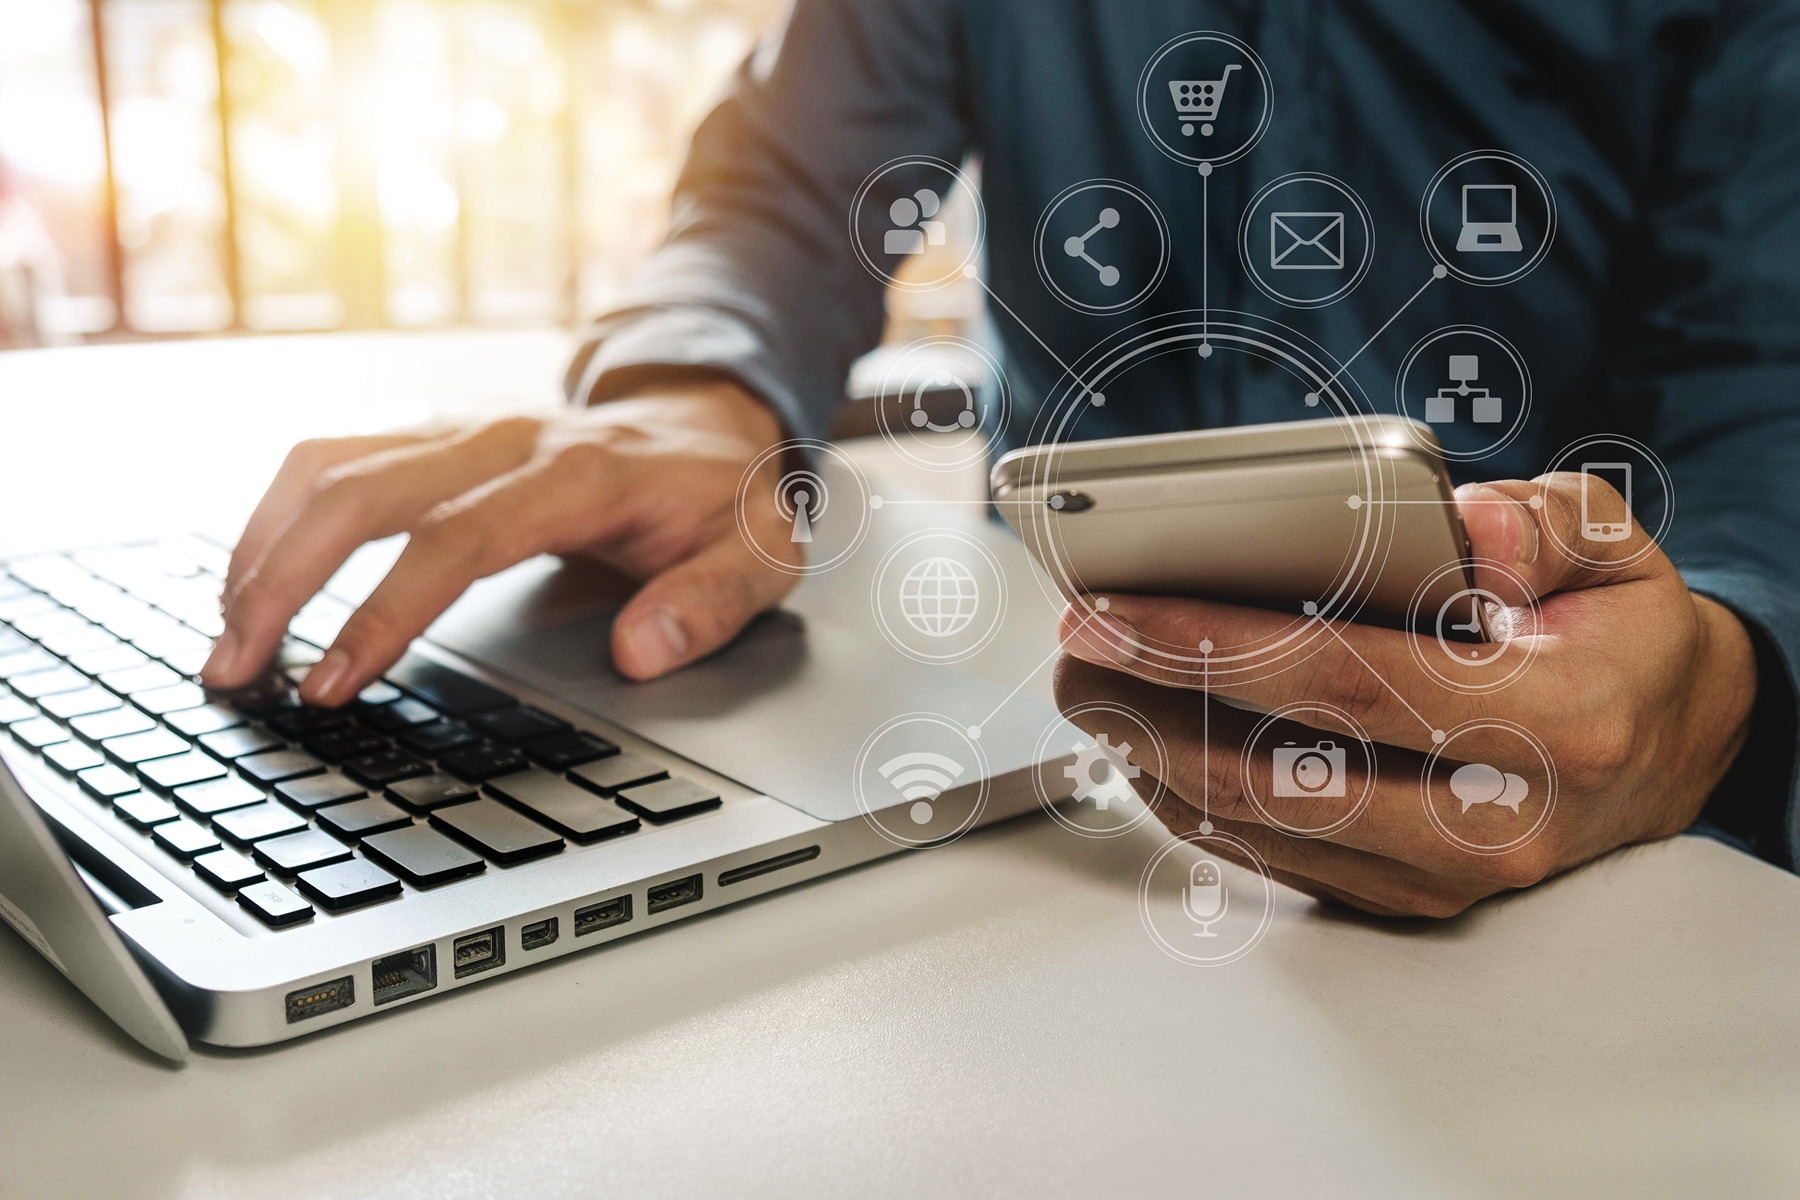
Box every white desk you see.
[2,333,1797,1199]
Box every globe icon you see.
[899,556,980,637]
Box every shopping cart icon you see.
[1169,64,1240,137]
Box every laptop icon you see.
[1456,183,1523,253]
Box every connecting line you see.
[1201,168,1210,347]
[971,618,1087,739]
[1312,269,1441,399]
[1201,651,1210,829]
[1315,615,1442,740]
[974,277,1106,404]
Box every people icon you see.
[884,189,946,255]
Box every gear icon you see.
[1065,734,1140,809]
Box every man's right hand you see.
[200,379,797,706]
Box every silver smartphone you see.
[989,415,1479,635]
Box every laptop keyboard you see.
[0,539,724,929]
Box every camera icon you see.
[1271,741,1346,798]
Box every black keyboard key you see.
[70,707,155,742]
[430,797,564,864]
[387,654,514,717]
[139,750,228,793]
[77,764,142,801]
[254,828,354,875]
[569,751,667,796]
[344,749,431,786]
[193,848,265,893]
[486,769,639,843]
[218,673,298,717]
[315,796,412,840]
[440,745,528,783]
[359,696,438,732]
[174,775,266,817]
[199,726,284,761]
[356,680,402,706]
[275,773,366,812]
[214,801,308,845]
[69,643,149,676]
[524,730,618,770]
[113,791,179,828]
[396,720,478,756]
[133,682,207,715]
[237,749,327,784]
[43,741,104,776]
[386,772,478,812]
[264,706,354,740]
[468,705,571,745]
[304,728,389,763]
[237,879,313,927]
[10,717,69,749]
[12,666,89,699]
[99,662,181,695]
[0,693,36,725]
[298,857,402,911]
[618,777,723,824]
[102,728,190,766]
[360,824,485,886]
[153,817,221,860]
[0,647,58,679]
[40,686,122,720]
[164,703,244,737]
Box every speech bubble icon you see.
[1449,762,1529,813]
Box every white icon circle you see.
[1420,720,1558,855]
[898,557,980,638]
[1033,179,1170,314]
[1238,172,1375,308]
[853,713,990,848]
[1395,325,1532,462]
[1240,702,1376,838]
[1138,828,1277,966]
[1405,558,1542,694]
[1420,150,1557,286]
[872,335,1011,473]
[1136,31,1273,168]
[1034,702,1169,838]
[849,156,984,290]
[735,439,872,576]
[871,529,1008,664]
[1537,434,1674,571]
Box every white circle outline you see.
[734,439,872,576]
[1034,701,1169,839]
[853,712,990,849]
[1537,434,1675,571]
[1135,31,1274,168]
[1239,702,1376,838]
[1237,172,1376,309]
[870,528,1009,665]
[1404,557,1544,694]
[872,335,1012,473]
[1394,324,1533,463]
[1137,828,1277,966]
[1419,149,1558,287]
[848,156,986,291]
[1420,719,1558,855]
[1032,179,1171,314]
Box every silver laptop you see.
[0,465,1069,1060]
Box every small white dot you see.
[1199,819,1214,834]
[962,263,978,278]
[1302,601,1319,616]
[1198,162,1213,177]
[1198,343,1214,359]
[1433,264,1448,279]
[1528,494,1544,509]
[1094,597,1111,612]
[1346,495,1362,510]
[1091,392,1106,406]
[870,495,884,509]
[1432,729,1446,744]
[1198,638,1213,654]
[910,800,934,824]
[966,724,981,739]
[1304,392,1319,406]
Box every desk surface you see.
[2,333,1797,1200]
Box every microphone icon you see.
[1181,858,1229,937]
[775,470,828,544]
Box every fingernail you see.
[623,606,689,677]
[1063,609,1137,669]
[202,629,241,684]
[303,648,353,705]
[1469,485,1539,569]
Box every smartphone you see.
[989,415,1478,635]
[1580,462,1632,542]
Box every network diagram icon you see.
[1066,734,1140,809]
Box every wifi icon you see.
[878,751,966,825]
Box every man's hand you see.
[1055,475,1758,917]
[202,380,796,705]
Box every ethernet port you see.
[372,945,437,1006]
[453,926,505,979]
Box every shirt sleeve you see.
[563,0,972,439]
[1629,3,1800,869]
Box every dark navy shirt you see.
[568,0,1800,870]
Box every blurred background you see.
[0,0,983,355]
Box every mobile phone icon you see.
[1580,462,1632,542]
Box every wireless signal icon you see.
[878,751,965,825]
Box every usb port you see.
[286,975,354,1023]
[574,895,630,936]
[372,945,436,1005]
[520,917,558,951]
[647,873,702,915]
[452,926,505,979]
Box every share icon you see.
[1063,207,1121,287]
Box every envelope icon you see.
[1270,211,1345,270]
